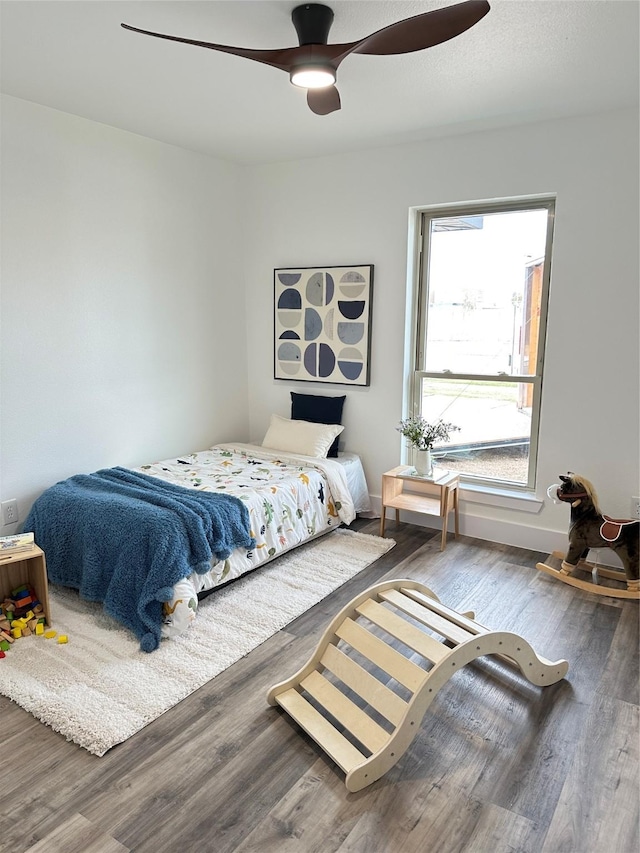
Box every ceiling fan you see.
[122,1,490,116]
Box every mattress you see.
[135,443,364,638]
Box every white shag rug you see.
[0,528,394,756]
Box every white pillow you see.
[262,414,344,458]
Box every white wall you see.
[1,96,249,532]
[2,100,637,556]
[243,109,640,553]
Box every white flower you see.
[396,416,460,451]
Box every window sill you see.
[459,481,544,514]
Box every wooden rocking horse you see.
[536,473,640,600]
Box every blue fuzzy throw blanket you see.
[23,467,255,652]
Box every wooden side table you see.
[380,466,460,551]
[0,545,51,624]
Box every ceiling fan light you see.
[290,66,336,89]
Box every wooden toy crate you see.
[0,545,51,624]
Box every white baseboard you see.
[372,496,626,570]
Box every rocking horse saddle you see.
[600,515,637,543]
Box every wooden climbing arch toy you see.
[267,578,569,792]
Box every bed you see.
[23,424,371,651]
[141,442,370,639]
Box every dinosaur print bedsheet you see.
[134,443,355,638]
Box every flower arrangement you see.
[396,416,460,451]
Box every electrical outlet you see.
[1,499,19,526]
[632,497,640,520]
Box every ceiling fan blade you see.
[351,0,490,56]
[307,86,341,116]
[121,22,301,73]
[122,1,490,117]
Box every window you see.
[411,197,555,489]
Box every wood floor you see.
[2,519,638,853]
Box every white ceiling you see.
[1,0,638,165]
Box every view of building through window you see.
[414,201,554,487]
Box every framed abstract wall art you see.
[274,264,374,386]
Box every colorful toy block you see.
[0,582,60,652]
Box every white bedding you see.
[334,451,373,515]
[134,443,365,638]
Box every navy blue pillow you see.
[290,393,346,458]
